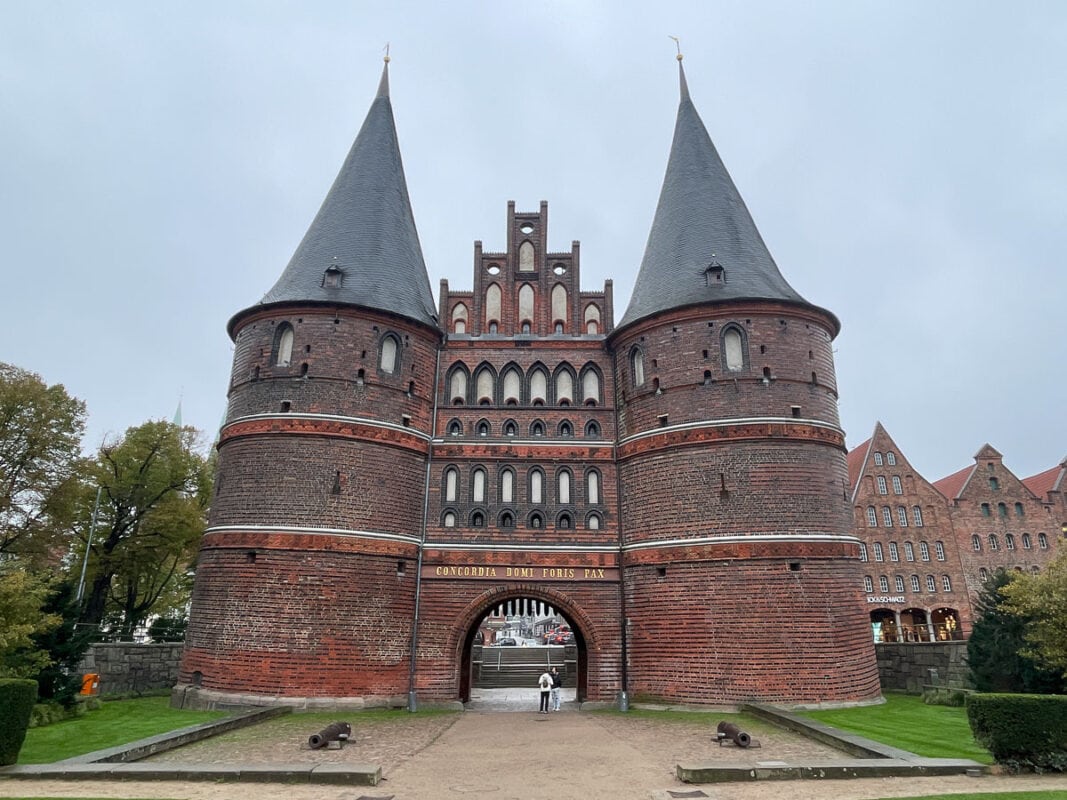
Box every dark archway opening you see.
[459,595,587,706]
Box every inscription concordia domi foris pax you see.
[423,564,619,581]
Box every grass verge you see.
[17,696,229,764]
[800,692,993,764]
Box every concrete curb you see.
[0,762,382,786]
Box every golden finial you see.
[383,42,391,63]
[669,35,683,61]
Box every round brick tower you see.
[177,63,441,707]
[609,61,880,705]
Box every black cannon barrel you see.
[308,721,352,749]
[716,720,752,748]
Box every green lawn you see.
[800,692,994,764]
[17,696,229,764]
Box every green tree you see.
[967,568,1065,693]
[0,363,86,563]
[79,421,210,639]
[30,581,96,707]
[1002,553,1067,683]
[0,568,60,677]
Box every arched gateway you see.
[176,60,880,711]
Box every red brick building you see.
[849,425,1064,643]
[177,59,888,709]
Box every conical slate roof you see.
[230,63,438,335]
[617,62,833,333]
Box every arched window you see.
[863,576,873,593]
[555,369,574,405]
[500,468,515,503]
[485,283,502,328]
[919,541,930,561]
[897,506,909,527]
[866,506,877,527]
[274,324,294,367]
[558,470,571,504]
[877,476,888,494]
[558,512,572,529]
[584,304,601,335]
[997,502,1008,518]
[873,452,883,466]
[475,366,494,405]
[500,511,515,528]
[904,542,915,561]
[444,468,458,502]
[913,506,924,527]
[859,543,868,561]
[529,511,544,529]
[981,502,991,517]
[503,420,517,437]
[449,367,468,405]
[379,334,399,374]
[872,542,883,561]
[722,325,746,372]
[471,511,485,528]
[1005,533,1016,550]
[886,452,897,466]
[586,470,600,504]
[585,420,600,438]
[1014,502,1025,517]
[891,476,903,494]
[476,420,490,437]
[926,575,937,593]
[502,367,522,405]
[910,575,921,592]
[989,476,999,490]
[888,542,899,561]
[879,575,889,592]
[518,284,535,326]
[882,507,893,527]
[630,347,645,386]
[530,469,544,504]
[934,541,945,560]
[551,284,568,332]
[895,575,905,592]
[531,420,545,437]
[979,567,989,582]
[942,575,952,592]
[587,513,601,530]
[559,420,573,438]
[1038,532,1048,549]
[988,534,999,551]
[1022,533,1032,549]
[519,241,535,271]
[451,303,468,334]
[972,534,982,551]
[472,468,486,503]
[447,419,462,436]
[521,321,531,334]
[443,511,456,528]
[530,367,548,405]
[581,367,600,406]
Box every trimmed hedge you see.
[0,679,38,765]
[966,693,1067,772]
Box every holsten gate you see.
[176,59,882,709]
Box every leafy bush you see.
[923,687,970,706]
[0,678,38,765]
[966,693,1067,772]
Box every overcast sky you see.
[2,2,1064,483]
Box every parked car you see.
[495,637,517,646]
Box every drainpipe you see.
[611,368,630,712]
[407,336,442,712]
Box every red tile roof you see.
[933,464,975,500]
[847,438,871,491]
[1023,464,1063,499]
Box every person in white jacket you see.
[537,670,552,713]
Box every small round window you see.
[553,263,567,276]
[487,264,501,276]
[520,223,534,235]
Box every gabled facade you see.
[178,59,886,709]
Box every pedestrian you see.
[550,666,562,711]
[537,668,552,714]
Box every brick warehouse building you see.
[177,56,916,709]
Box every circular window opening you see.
[553,263,567,276]
[520,223,534,235]
[487,264,501,276]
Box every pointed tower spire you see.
[230,57,438,335]
[617,58,836,333]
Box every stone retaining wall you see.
[876,641,970,692]
[78,643,184,695]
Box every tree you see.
[78,421,210,639]
[30,581,96,707]
[0,568,60,678]
[0,363,86,563]
[967,568,1065,694]
[1002,553,1067,683]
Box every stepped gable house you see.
[177,59,883,709]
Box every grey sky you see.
[2,1,1064,483]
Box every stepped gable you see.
[229,62,438,336]
[617,59,836,333]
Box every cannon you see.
[308,721,352,749]
[716,720,752,748]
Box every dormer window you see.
[322,265,344,289]
[704,260,725,286]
